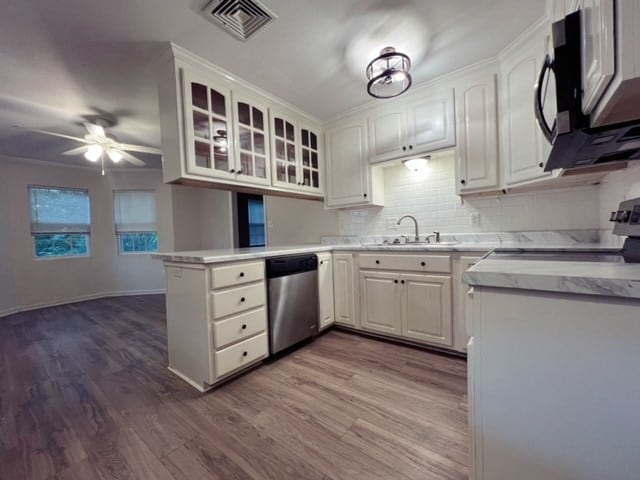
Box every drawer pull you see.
[243,351,248,357]
[394,279,398,284]
[239,272,245,277]
[375,260,380,265]
[241,324,247,330]
[401,279,405,284]
[421,261,426,266]
[240,297,246,303]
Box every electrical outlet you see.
[470,212,481,226]
[387,217,399,230]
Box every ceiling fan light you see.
[107,149,123,163]
[84,144,103,162]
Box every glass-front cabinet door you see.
[299,124,321,193]
[182,68,235,180]
[233,91,270,186]
[271,112,299,189]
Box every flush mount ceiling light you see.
[403,156,430,173]
[366,46,412,99]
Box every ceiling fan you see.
[29,117,162,172]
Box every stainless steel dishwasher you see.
[266,254,318,354]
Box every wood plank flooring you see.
[0,295,468,480]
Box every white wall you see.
[265,195,339,245]
[339,151,602,236]
[0,156,171,316]
[0,161,17,313]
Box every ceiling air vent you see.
[202,0,277,41]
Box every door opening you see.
[236,193,266,247]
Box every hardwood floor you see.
[0,295,468,480]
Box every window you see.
[113,190,158,254]
[237,193,266,247]
[29,186,91,258]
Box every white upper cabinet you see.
[368,87,455,163]
[325,115,384,208]
[580,0,615,115]
[270,108,323,195]
[499,21,555,186]
[454,66,500,194]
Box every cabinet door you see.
[318,253,335,330]
[408,88,456,154]
[581,0,615,114]
[271,111,299,189]
[233,91,270,185]
[182,68,235,180]
[299,124,322,194]
[368,104,408,163]
[401,273,452,346]
[500,25,553,186]
[360,271,402,335]
[455,71,499,193]
[325,120,370,207]
[333,254,356,326]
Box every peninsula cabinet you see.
[368,86,456,163]
[163,259,268,391]
[358,253,453,348]
[324,115,384,208]
[454,65,500,194]
[157,44,323,199]
[269,107,323,195]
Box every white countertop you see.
[463,257,640,299]
[153,242,618,264]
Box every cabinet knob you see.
[229,168,235,173]
[242,324,247,330]
[401,279,405,284]
[240,297,246,303]
[394,279,399,284]
[460,179,466,185]
[409,145,413,150]
[363,193,367,198]
[375,260,380,265]
[239,272,245,277]
[243,351,248,357]
[402,146,407,151]
[320,260,324,264]
[538,162,544,168]
[421,261,426,267]
[237,169,243,174]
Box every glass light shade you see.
[107,149,123,163]
[403,157,429,173]
[84,144,103,162]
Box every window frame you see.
[113,189,159,255]
[28,185,92,260]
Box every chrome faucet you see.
[426,231,441,244]
[397,215,419,242]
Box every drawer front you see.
[211,261,264,289]
[213,308,267,349]
[212,282,266,319]
[359,254,451,273]
[214,332,268,378]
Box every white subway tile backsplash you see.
[339,153,602,236]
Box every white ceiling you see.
[0,0,545,169]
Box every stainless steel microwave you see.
[537,9,640,172]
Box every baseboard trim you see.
[0,289,166,319]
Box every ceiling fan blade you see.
[119,150,146,166]
[29,129,92,144]
[84,122,105,138]
[118,143,162,155]
[62,146,88,156]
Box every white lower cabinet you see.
[333,253,357,326]
[317,253,335,330]
[358,253,453,348]
[164,259,268,391]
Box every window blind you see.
[113,190,157,233]
[29,186,91,234]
